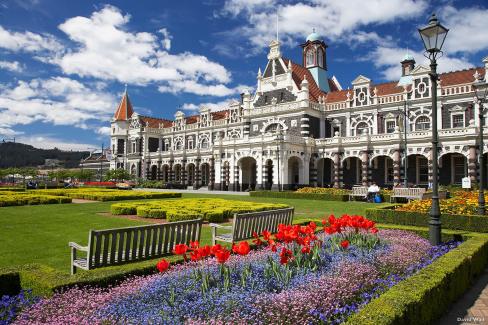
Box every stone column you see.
[393,149,401,185]
[300,114,310,138]
[195,159,201,188]
[233,164,240,191]
[157,161,162,181]
[262,159,268,190]
[468,146,478,184]
[181,159,187,187]
[169,160,174,183]
[145,161,150,180]
[361,151,370,186]
[209,157,215,190]
[309,155,317,187]
[333,152,341,188]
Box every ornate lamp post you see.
[275,126,284,192]
[473,76,488,215]
[418,13,449,245]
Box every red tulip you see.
[340,240,350,249]
[371,227,378,234]
[173,244,188,255]
[232,241,251,256]
[301,245,311,254]
[190,241,200,249]
[156,259,170,272]
[262,230,271,241]
[214,248,231,264]
[210,244,223,255]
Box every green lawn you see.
[0,194,386,274]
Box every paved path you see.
[135,188,250,196]
[440,268,488,324]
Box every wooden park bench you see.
[390,187,426,203]
[210,207,294,245]
[69,219,202,274]
[349,186,368,201]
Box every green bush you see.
[366,205,488,233]
[345,234,488,325]
[112,198,288,222]
[29,189,181,202]
[250,191,348,201]
[0,193,72,207]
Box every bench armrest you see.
[69,242,88,251]
[209,223,232,229]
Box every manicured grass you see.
[0,194,385,274]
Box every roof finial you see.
[312,27,316,33]
[276,10,279,41]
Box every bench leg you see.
[71,247,77,275]
[211,227,216,246]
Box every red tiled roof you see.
[186,116,198,124]
[140,116,172,128]
[440,67,485,86]
[325,89,349,103]
[211,110,228,120]
[283,58,327,101]
[114,92,134,121]
[374,81,404,96]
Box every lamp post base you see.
[428,218,441,245]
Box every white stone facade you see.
[110,35,488,191]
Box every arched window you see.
[265,123,282,134]
[317,49,324,68]
[175,139,183,150]
[356,122,370,135]
[415,116,431,131]
[306,49,315,67]
[200,137,209,149]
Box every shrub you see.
[0,193,72,207]
[250,191,348,201]
[366,205,488,233]
[111,198,288,222]
[29,189,181,202]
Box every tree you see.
[105,169,132,182]
[72,169,95,181]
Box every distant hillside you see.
[0,142,90,168]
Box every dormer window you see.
[306,49,315,67]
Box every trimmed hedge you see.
[111,198,289,222]
[366,205,488,233]
[0,194,72,207]
[345,233,488,325]
[29,189,181,202]
[0,271,21,296]
[250,191,348,201]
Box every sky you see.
[0,0,487,151]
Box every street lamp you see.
[419,13,449,245]
[275,126,284,192]
[473,77,488,215]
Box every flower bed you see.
[0,193,72,207]
[29,189,181,202]
[11,216,460,324]
[397,191,482,215]
[251,187,391,202]
[111,198,289,222]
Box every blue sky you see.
[0,0,487,150]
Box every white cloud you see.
[0,25,63,53]
[15,135,97,151]
[0,60,23,72]
[0,127,23,137]
[219,0,427,54]
[54,5,236,96]
[366,46,473,81]
[0,77,116,134]
[96,126,111,135]
[440,5,488,55]
[182,99,237,112]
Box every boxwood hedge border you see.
[345,231,488,325]
[250,191,348,201]
[366,204,488,233]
